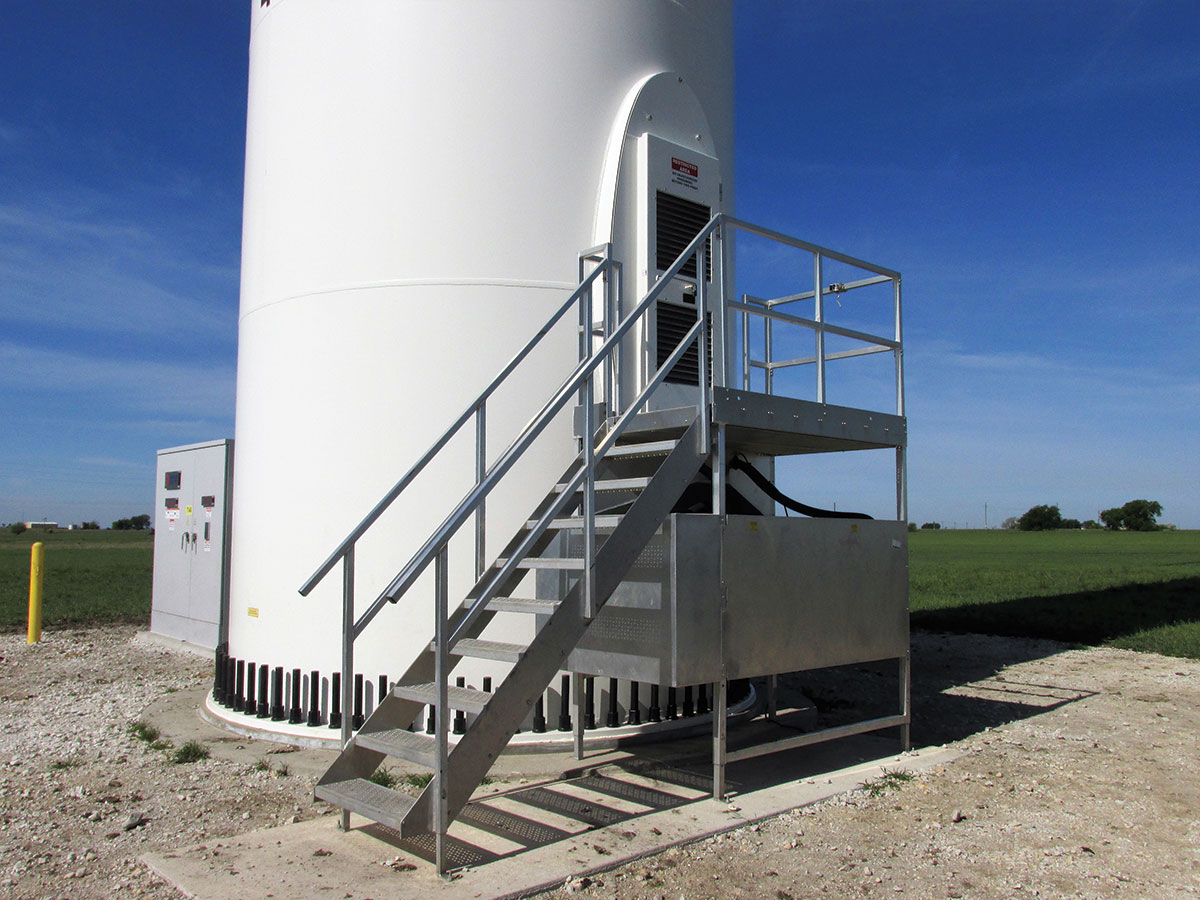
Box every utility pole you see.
[985,502,988,529]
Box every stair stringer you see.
[401,415,708,834]
[316,456,586,789]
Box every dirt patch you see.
[0,627,1196,899]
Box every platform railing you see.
[725,216,903,419]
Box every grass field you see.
[2,526,1199,659]
[0,529,152,628]
[910,529,1200,658]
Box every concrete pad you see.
[144,741,959,900]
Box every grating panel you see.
[656,303,711,386]
[656,190,712,280]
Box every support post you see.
[571,671,584,760]
[712,678,728,800]
[899,652,912,751]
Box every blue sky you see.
[1,1,1196,529]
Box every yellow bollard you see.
[27,541,44,644]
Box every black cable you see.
[727,455,872,520]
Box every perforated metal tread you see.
[485,596,559,615]
[554,476,652,493]
[393,682,490,714]
[315,778,417,832]
[497,557,585,570]
[450,638,526,663]
[538,515,624,530]
[605,439,677,458]
[355,728,436,766]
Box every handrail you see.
[348,217,721,638]
[299,258,612,597]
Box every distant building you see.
[24,522,65,530]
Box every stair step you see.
[485,596,559,615]
[355,728,436,767]
[605,439,677,458]
[554,476,651,493]
[496,557,585,570]
[535,514,624,530]
[393,682,490,714]
[450,638,526,663]
[315,778,418,832]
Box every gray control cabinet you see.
[150,440,234,650]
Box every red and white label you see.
[671,157,699,178]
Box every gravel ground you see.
[0,626,1197,900]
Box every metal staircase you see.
[300,226,725,874]
[298,214,909,875]
[313,419,706,849]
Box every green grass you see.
[5,524,1199,658]
[858,767,914,797]
[171,741,211,764]
[0,529,152,628]
[910,529,1200,658]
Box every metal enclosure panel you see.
[721,516,908,678]
[151,440,233,650]
[567,515,906,685]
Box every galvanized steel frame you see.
[299,213,907,868]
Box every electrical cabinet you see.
[150,439,233,650]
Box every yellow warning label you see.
[247,607,259,618]
[185,505,193,515]
[748,521,759,532]
[851,523,859,533]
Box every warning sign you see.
[670,156,699,191]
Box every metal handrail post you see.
[339,546,354,832]
[582,281,596,621]
[474,403,486,579]
[741,296,750,390]
[434,546,449,876]
[894,276,907,522]
[697,240,711,446]
[814,252,826,404]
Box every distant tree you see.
[1120,499,1163,532]
[8,522,27,535]
[79,521,100,530]
[112,514,151,531]
[920,522,941,530]
[1001,516,1019,530]
[1018,504,1062,531]
[907,522,917,532]
[1060,518,1082,530]
[1099,507,1123,530]
[1082,520,1101,530]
